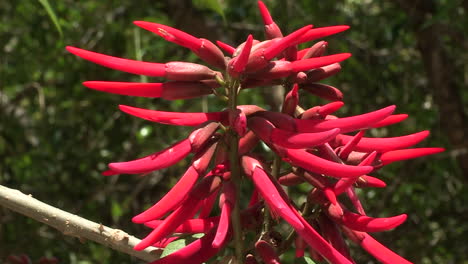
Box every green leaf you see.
[161,234,204,257]
[304,257,317,264]
[192,0,226,21]
[38,0,63,37]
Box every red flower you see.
[68,1,443,263]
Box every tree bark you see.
[0,184,161,262]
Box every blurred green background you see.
[1,0,466,263]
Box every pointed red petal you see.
[342,228,413,264]
[300,83,343,101]
[66,46,165,76]
[231,34,254,74]
[134,21,202,51]
[216,41,235,55]
[145,217,219,233]
[251,167,304,230]
[119,105,224,126]
[338,130,366,160]
[356,175,386,188]
[109,139,192,174]
[337,131,430,152]
[298,25,350,43]
[318,101,345,117]
[283,148,373,178]
[83,81,162,97]
[291,53,351,72]
[149,229,227,264]
[271,128,340,149]
[380,147,445,165]
[257,1,274,25]
[212,200,232,248]
[264,25,313,60]
[341,211,407,232]
[296,105,395,133]
[371,114,408,128]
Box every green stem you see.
[227,79,244,263]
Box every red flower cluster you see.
[67,2,443,263]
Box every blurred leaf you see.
[37,0,63,37]
[192,0,226,21]
[304,257,317,264]
[161,234,204,257]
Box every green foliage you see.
[37,0,63,37]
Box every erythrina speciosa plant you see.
[67,2,444,263]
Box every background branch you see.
[0,184,161,262]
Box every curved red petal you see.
[380,147,445,165]
[66,46,165,76]
[119,105,224,126]
[83,81,163,97]
[296,105,395,133]
[109,139,192,174]
[271,128,340,149]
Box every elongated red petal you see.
[341,211,407,232]
[132,143,215,223]
[264,25,313,60]
[317,214,354,262]
[380,147,445,165]
[135,22,226,68]
[371,114,408,128]
[83,81,162,97]
[271,128,340,149]
[291,54,351,72]
[281,84,299,115]
[66,46,165,76]
[278,172,304,186]
[134,21,201,50]
[301,41,328,59]
[356,175,386,188]
[298,25,350,43]
[109,139,192,174]
[307,63,342,82]
[291,209,353,264]
[135,176,222,250]
[337,131,430,152]
[212,200,232,248]
[216,41,235,55]
[282,148,373,178]
[300,83,343,101]
[119,105,224,126]
[342,227,413,264]
[318,101,345,117]
[145,216,219,233]
[257,1,274,25]
[338,130,366,160]
[295,105,395,133]
[251,167,304,230]
[231,34,253,75]
[149,229,227,264]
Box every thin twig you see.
[0,184,161,262]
